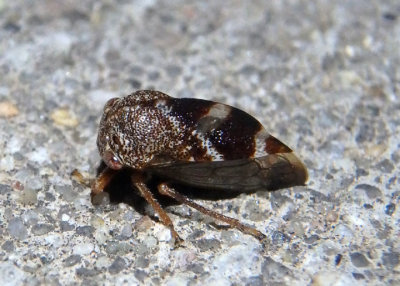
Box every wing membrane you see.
[149,153,307,192]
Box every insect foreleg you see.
[91,167,118,198]
[157,183,266,241]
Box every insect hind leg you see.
[157,183,266,241]
[131,173,183,245]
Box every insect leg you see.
[91,167,118,197]
[131,173,183,244]
[71,169,91,187]
[157,183,266,241]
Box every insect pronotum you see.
[91,90,308,243]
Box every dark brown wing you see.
[148,152,307,192]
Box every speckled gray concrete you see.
[0,1,399,285]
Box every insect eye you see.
[111,156,120,164]
[103,151,123,170]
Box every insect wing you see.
[149,152,307,192]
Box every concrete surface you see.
[0,0,399,285]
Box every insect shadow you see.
[96,160,262,216]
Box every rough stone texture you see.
[0,1,399,285]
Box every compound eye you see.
[103,151,123,170]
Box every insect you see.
[91,90,308,243]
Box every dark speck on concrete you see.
[64,255,82,267]
[3,22,21,33]
[355,122,374,144]
[352,272,365,280]
[335,254,342,266]
[385,203,396,216]
[76,267,100,277]
[59,221,75,232]
[356,168,369,177]
[81,279,99,286]
[130,66,144,76]
[355,184,382,199]
[363,203,373,209]
[381,252,399,268]
[350,252,370,267]
[134,269,147,282]
[108,257,127,274]
[128,79,142,90]
[187,263,204,274]
[148,71,160,80]
[165,64,182,78]
[244,275,264,286]
[1,240,15,252]
[76,226,95,237]
[187,230,205,241]
[375,159,395,174]
[40,255,53,265]
[270,193,292,210]
[105,241,133,256]
[31,224,54,236]
[195,238,221,252]
[309,190,331,203]
[304,234,320,244]
[44,192,56,202]
[262,257,292,281]
[0,184,12,194]
[271,231,291,245]
[7,218,28,240]
[382,12,397,21]
[134,257,150,268]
